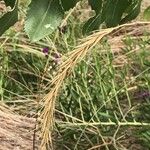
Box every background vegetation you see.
[0,0,150,149]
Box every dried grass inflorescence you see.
[38,22,150,150]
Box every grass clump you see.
[54,32,150,149]
[0,5,150,149]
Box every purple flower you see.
[42,47,49,56]
[135,91,150,99]
[139,92,150,98]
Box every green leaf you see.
[120,0,142,24]
[105,0,130,27]
[83,0,131,34]
[82,15,103,34]
[88,0,103,14]
[83,0,142,34]
[4,0,16,7]
[0,0,18,36]
[143,6,150,21]
[60,0,79,11]
[82,0,103,34]
[25,0,64,42]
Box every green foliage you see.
[0,0,143,41]
[0,0,18,36]
[1,12,150,149]
[55,37,150,149]
[4,0,16,7]
[25,0,64,42]
[144,6,150,21]
[25,0,79,41]
[83,0,142,34]
[82,0,103,34]
[136,128,150,148]
[60,0,79,11]
[120,0,142,24]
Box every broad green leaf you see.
[105,0,130,27]
[4,0,16,7]
[0,0,18,36]
[88,0,103,14]
[120,0,142,24]
[83,0,130,34]
[82,0,103,34]
[83,0,142,34]
[25,0,64,42]
[143,6,150,21]
[60,0,79,11]
[82,15,103,34]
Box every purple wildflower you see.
[42,47,49,56]
[135,91,150,99]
